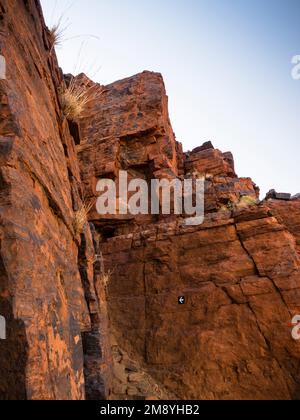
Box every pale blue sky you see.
[41,0,300,197]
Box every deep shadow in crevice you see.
[0,245,28,400]
[100,226,117,242]
[77,232,107,400]
[68,120,81,145]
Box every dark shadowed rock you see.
[192,141,214,153]
[266,190,292,201]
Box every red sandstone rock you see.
[102,209,300,400]
[266,199,300,249]
[0,0,110,400]
[76,67,300,401]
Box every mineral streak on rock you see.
[0,0,300,401]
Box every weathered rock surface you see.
[77,72,259,229]
[266,200,300,250]
[1,0,300,401]
[0,0,111,400]
[76,71,300,400]
[100,208,300,400]
[265,189,292,201]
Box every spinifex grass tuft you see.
[48,17,69,53]
[59,77,104,121]
[73,200,94,235]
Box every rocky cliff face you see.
[0,0,300,400]
[76,72,300,400]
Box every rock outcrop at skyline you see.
[0,0,300,400]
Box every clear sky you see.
[41,0,300,197]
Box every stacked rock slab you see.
[0,0,111,400]
[77,73,300,400]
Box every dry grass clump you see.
[73,201,94,235]
[236,195,258,209]
[47,0,74,53]
[219,195,258,214]
[100,270,112,289]
[48,17,69,53]
[46,0,101,64]
[59,78,104,121]
[219,204,232,214]
[98,252,113,290]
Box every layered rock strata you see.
[76,72,300,401]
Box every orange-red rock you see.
[76,64,300,401]
[0,0,110,400]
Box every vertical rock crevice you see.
[78,228,112,400]
[0,239,28,400]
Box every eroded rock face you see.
[0,0,110,400]
[77,71,182,230]
[100,207,300,400]
[266,200,300,250]
[77,71,259,229]
[77,72,300,400]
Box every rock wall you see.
[1,0,300,401]
[77,73,300,400]
[0,0,111,400]
[100,207,300,399]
